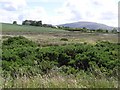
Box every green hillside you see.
[1,23,67,33]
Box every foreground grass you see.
[1,70,118,88]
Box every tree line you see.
[60,26,118,33]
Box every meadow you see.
[0,23,119,88]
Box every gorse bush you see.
[2,36,119,78]
[3,36,37,48]
[60,38,68,41]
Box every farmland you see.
[0,23,119,88]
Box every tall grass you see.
[1,70,118,88]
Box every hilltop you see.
[59,21,116,30]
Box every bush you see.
[2,36,119,78]
[60,38,68,41]
[13,21,17,24]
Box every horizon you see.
[1,21,118,29]
[0,0,119,27]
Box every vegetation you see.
[60,38,68,41]
[1,23,66,33]
[22,20,42,26]
[60,26,118,33]
[1,36,119,88]
[2,22,118,34]
[13,21,17,25]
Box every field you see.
[1,23,118,45]
[0,23,119,88]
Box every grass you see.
[1,23,118,45]
[1,23,67,33]
[1,33,118,46]
[1,70,118,88]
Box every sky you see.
[0,0,119,27]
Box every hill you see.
[1,23,66,33]
[59,21,116,30]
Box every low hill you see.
[59,21,116,30]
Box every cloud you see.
[0,0,118,27]
[26,0,64,3]
[0,0,52,24]
[20,6,49,23]
[54,0,118,26]
[0,0,27,11]
[100,12,117,20]
[1,3,17,11]
[0,0,27,23]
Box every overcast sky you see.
[0,0,119,27]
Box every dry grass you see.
[1,70,118,88]
[2,32,118,46]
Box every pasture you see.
[1,23,118,45]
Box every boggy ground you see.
[2,31,118,46]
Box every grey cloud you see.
[93,1,102,6]
[71,10,83,21]
[101,12,117,20]
[18,15,24,21]
[65,2,82,21]
[0,2,17,11]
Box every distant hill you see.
[59,21,116,30]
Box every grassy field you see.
[1,23,67,33]
[1,23,118,45]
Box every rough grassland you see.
[1,23,118,45]
[1,23,119,88]
[1,71,118,88]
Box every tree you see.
[83,27,87,29]
[106,30,109,33]
[30,21,37,26]
[97,29,103,33]
[82,27,88,32]
[36,21,42,26]
[111,28,117,33]
[22,21,25,25]
[13,21,17,24]
[22,20,28,25]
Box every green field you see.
[1,23,67,33]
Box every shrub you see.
[2,36,119,78]
[60,38,68,41]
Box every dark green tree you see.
[36,21,42,26]
[111,28,117,33]
[13,21,17,24]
